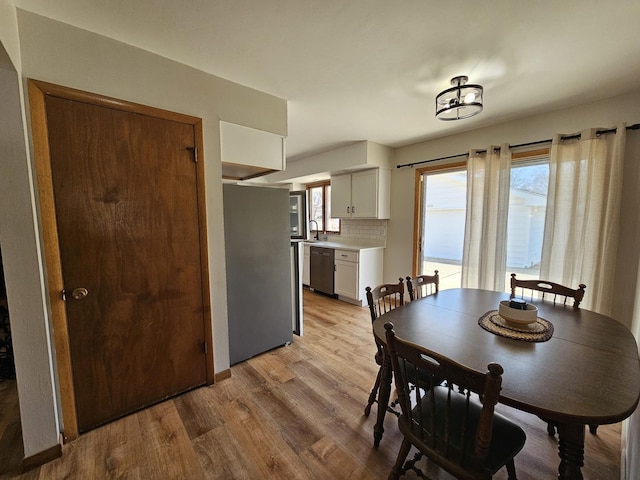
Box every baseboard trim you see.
[22,443,62,472]
[214,369,231,382]
[337,294,364,307]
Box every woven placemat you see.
[478,310,554,342]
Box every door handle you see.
[71,287,89,300]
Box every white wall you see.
[2,8,287,459]
[1,44,60,457]
[0,0,21,69]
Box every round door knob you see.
[71,287,89,300]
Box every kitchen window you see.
[307,181,340,234]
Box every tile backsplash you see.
[327,219,387,245]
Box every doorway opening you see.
[0,248,23,476]
[0,249,15,380]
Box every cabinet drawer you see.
[335,249,358,263]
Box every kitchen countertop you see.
[303,240,384,252]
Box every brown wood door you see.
[44,95,208,432]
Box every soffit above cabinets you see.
[260,140,393,185]
[220,121,286,181]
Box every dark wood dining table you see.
[371,288,640,480]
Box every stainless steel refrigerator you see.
[223,184,293,365]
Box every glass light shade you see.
[435,76,483,121]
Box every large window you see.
[416,151,549,291]
[307,181,340,233]
[506,156,549,282]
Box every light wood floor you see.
[1,288,621,479]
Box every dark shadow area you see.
[0,249,22,476]
[1,249,16,380]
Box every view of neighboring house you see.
[422,164,548,288]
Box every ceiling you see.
[14,0,640,162]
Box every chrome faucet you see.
[309,219,320,240]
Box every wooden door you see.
[43,94,209,432]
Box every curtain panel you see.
[461,144,511,291]
[540,125,626,315]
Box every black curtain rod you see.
[397,123,640,169]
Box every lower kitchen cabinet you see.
[302,242,384,306]
[335,250,359,298]
[335,248,383,306]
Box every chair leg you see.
[364,365,383,416]
[506,459,518,480]
[387,439,412,480]
[589,424,598,435]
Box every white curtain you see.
[540,125,626,315]
[461,144,511,291]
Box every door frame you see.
[27,79,214,442]
[412,161,467,277]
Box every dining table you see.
[371,288,640,480]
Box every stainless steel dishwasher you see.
[309,246,335,295]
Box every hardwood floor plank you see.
[1,288,622,479]
[219,402,316,479]
[235,365,324,451]
[301,436,371,480]
[92,413,143,479]
[133,401,205,480]
[192,424,264,479]
[174,386,225,440]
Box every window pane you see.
[421,170,467,290]
[326,185,340,232]
[327,217,340,232]
[506,162,549,287]
[309,186,324,231]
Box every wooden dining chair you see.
[510,273,586,309]
[406,270,439,301]
[363,278,405,417]
[384,322,526,480]
[510,273,597,435]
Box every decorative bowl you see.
[498,300,538,325]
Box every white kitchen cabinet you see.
[334,248,384,306]
[302,244,310,286]
[331,174,352,218]
[330,168,390,219]
[220,121,286,180]
[334,249,359,299]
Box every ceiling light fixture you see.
[435,75,483,121]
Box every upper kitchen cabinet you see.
[220,121,286,181]
[331,168,390,219]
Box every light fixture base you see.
[451,75,469,86]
